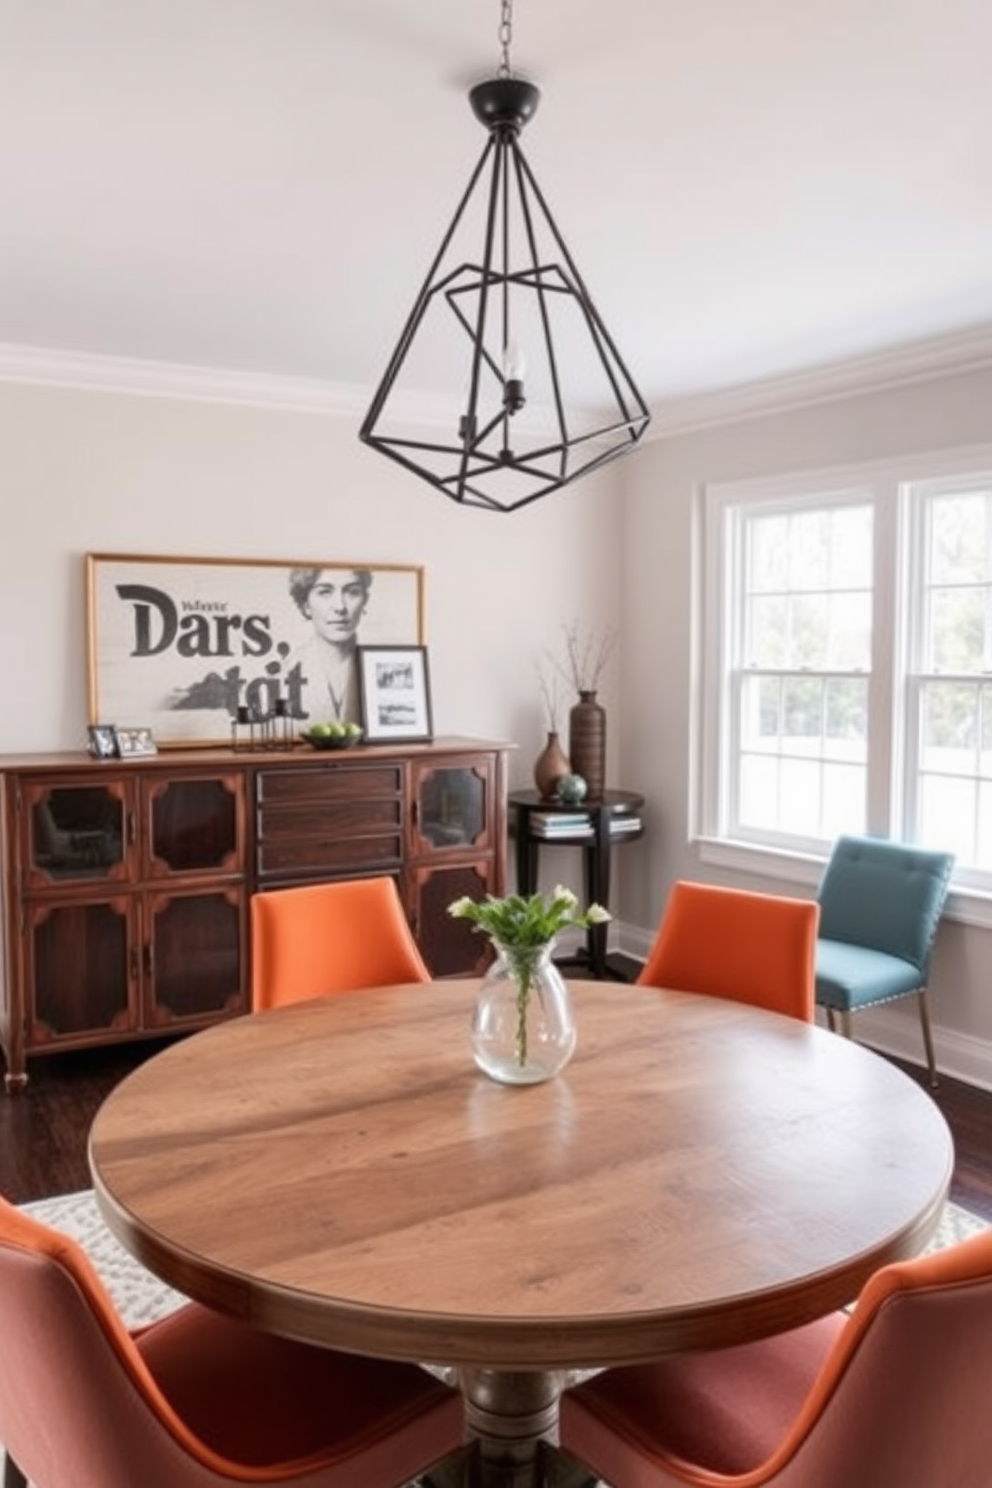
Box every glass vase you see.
[471,939,577,1085]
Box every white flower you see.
[445,888,609,946]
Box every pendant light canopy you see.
[359,4,650,514]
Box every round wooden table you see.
[89,980,953,1488]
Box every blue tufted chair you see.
[815,835,954,1087]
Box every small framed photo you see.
[358,646,433,743]
[87,724,119,760]
[113,726,158,759]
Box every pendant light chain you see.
[498,0,514,78]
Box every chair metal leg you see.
[824,1006,853,1039]
[917,988,938,1088]
[828,1007,853,1039]
[827,991,938,1088]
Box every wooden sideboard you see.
[0,737,510,1090]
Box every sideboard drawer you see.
[257,830,404,878]
[258,798,402,844]
[256,764,402,806]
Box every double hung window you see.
[699,446,992,901]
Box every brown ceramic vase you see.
[533,731,571,798]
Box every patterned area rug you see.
[21,1188,187,1327]
[20,1187,992,1329]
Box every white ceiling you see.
[2,0,992,422]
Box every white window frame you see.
[695,442,992,929]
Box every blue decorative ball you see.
[557,773,588,805]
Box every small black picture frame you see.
[87,724,118,760]
[113,726,158,759]
[358,646,433,743]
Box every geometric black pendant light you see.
[359,1,651,513]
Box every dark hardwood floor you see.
[888,1056,992,1222]
[2,1028,991,1221]
[0,1039,159,1205]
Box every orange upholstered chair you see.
[636,880,819,1021]
[0,1194,461,1488]
[251,876,430,1012]
[560,1226,992,1488]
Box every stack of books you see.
[530,811,595,840]
[527,810,643,841]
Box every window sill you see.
[696,836,992,932]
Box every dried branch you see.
[535,654,562,732]
[556,623,616,695]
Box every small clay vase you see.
[533,731,571,799]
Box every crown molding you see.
[0,342,602,433]
[647,323,992,438]
[0,343,373,417]
[2,324,992,436]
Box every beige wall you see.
[0,379,623,772]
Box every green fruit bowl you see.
[300,730,363,751]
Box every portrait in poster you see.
[87,554,426,747]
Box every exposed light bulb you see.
[503,341,526,380]
[503,340,526,414]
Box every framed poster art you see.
[86,555,426,748]
[358,646,433,743]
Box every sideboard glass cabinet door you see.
[26,895,136,1042]
[144,885,245,1026]
[410,759,501,976]
[24,780,130,888]
[144,774,243,878]
[413,765,491,853]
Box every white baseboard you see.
[612,920,992,1094]
[842,1008,992,1093]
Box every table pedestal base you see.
[427,1370,595,1488]
[427,1440,595,1488]
[462,1368,560,1486]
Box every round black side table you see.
[508,788,645,979]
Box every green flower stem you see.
[501,943,545,1068]
[516,966,530,1067]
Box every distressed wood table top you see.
[89,979,953,1370]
